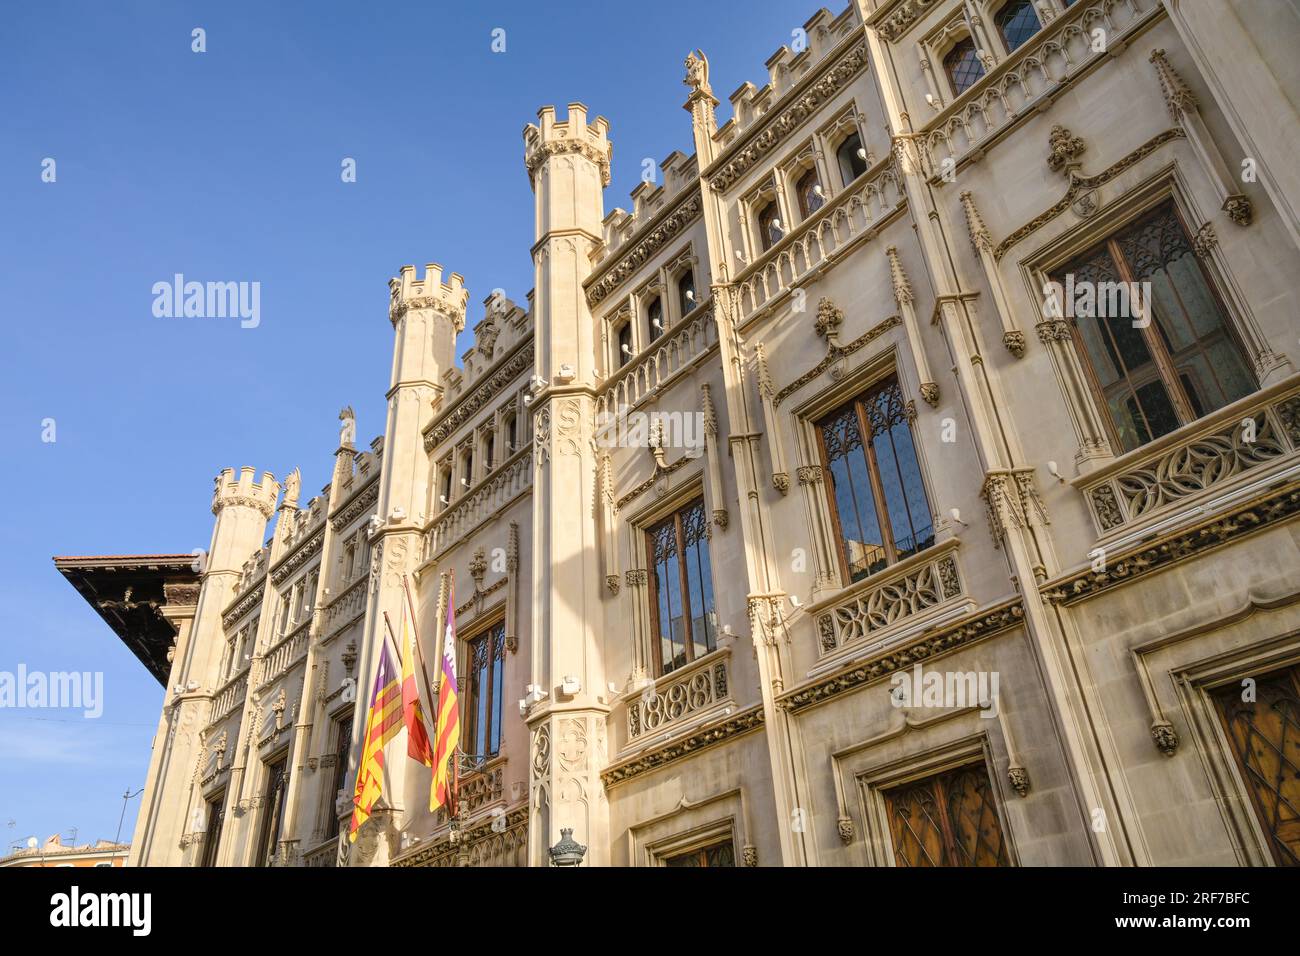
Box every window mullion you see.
[858,398,897,564]
[675,512,694,664]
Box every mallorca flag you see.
[400,592,433,767]
[429,580,461,812]
[349,640,401,842]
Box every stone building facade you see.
[90,0,1300,866]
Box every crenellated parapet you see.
[523,103,613,188]
[388,263,469,332]
[212,467,280,518]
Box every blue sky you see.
[0,0,818,853]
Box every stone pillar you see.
[347,265,467,865]
[522,103,613,867]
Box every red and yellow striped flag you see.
[429,579,461,812]
[349,640,401,842]
[399,595,433,767]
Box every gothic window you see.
[836,131,868,187]
[647,296,664,343]
[796,167,824,218]
[504,412,517,453]
[465,622,506,759]
[484,432,495,472]
[305,571,318,615]
[325,714,353,839]
[277,594,292,637]
[994,0,1040,54]
[291,581,306,622]
[664,839,735,866]
[461,448,474,490]
[885,761,1012,867]
[677,270,696,318]
[343,541,356,582]
[441,464,453,506]
[617,321,634,366]
[199,793,225,868]
[255,757,289,867]
[757,200,783,251]
[646,498,716,675]
[1050,200,1255,453]
[1212,665,1300,866]
[816,375,934,583]
[944,37,984,97]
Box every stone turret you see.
[522,103,613,866]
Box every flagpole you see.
[402,574,438,735]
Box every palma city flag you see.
[430,579,461,812]
[349,640,401,842]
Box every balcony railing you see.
[1079,380,1300,535]
[735,159,905,322]
[627,650,731,741]
[322,574,368,643]
[596,306,718,421]
[425,446,532,559]
[210,672,248,724]
[812,543,964,658]
[258,623,309,690]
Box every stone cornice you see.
[584,190,702,308]
[867,0,943,43]
[600,704,765,788]
[702,36,869,194]
[328,476,380,532]
[221,579,264,630]
[424,339,534,452]
[524,138,613,188]
[270,526,324,586]
[778,600,1025,714]
[1042,481,1300,606]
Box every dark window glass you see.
[617,322,634,366]
[647,296,664,343]
[796,168,824,218]
[1051,199,1255,453]
[646,498,717,675]
[757,200,782,251]
[255,758,289,867]
[325,716,352,839]
[836,132,868,187]
[664,839,735,867]
[465,622,506,759]
[944,37,984,96]
[817,376,934,583]
[199,795,225,868]
[995,0,1040,53]
[677,270,696,318]
[484,434,495,472]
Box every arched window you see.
[504,413,517,452]
[796,168,825,218]
[483,432,495,472]
[835,132,868,187]
[757,200,783,251]
[995,0,1040,54]
[647,296,664,343]
[441,465,453,505]
[944,37,984,96]
[617,321,634,366]
[676,270,696,318]
[461,449,474,489]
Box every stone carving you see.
[837,816,855,844]
[627,661,729,739]
[1007,766,1031,797]
[684,49,711,96]
[339,406,356,447]
[1151,721,1178,757]
[819,551,962,653]
[585,193,702,307]
[1046,125,1086,175]
[602,706,765,787]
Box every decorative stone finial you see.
[684,49,712,96]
